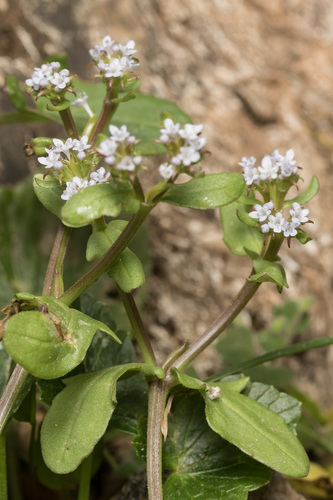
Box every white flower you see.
[50,69,71,92]
[188,136,207,150]
[159,118,180,142]
[249,201,274,222]
[71,92,94,117]
[72,135,90,160]
[178,146,200,166]
[289,202,309,225]
[261,223,270,233]
[60,177,90,201]
[114,40,137,57]
[98,58,126,78]
[159,163,175,181]
[61,181,78,201]
[97,138,118,164]
[116,156,136,171]
[258,156,279,181]
[52,138,73,159]
[90,167,110,184]
[109,124,132,142]
[38,149,63,169]
[282,220,298,237]
[278,149,297,178]
[243,166,259,186]
[239,156,256,169]
[268,212,285,233]
[178,123,203,141]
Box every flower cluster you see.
[89,35,139,79]
[97,124,142,172]
[240,149,298,186]
[26,62,72,94]
[61,168,110,201]
[38,136,91,170]
[249,201,310,238]
[158,118,207,181]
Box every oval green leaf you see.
[203,388,309,478]
[61,182,140,228]
[4,295,120,379]
[86,219,145,292]
[41,363,164,473]
[162,173,244,210]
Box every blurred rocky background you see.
[1,1,333,497]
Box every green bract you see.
[3,293,120,379]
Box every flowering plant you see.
[0,35,324,500]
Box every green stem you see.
[78,453,92,500]
[147,380,168,500]
[169,277,261,374]
[43,223,72,297]
[88,84,119,146]
[117,287,157,366]
[0,432,7,500]
[0,365,28,436]
[60,205,152,307]
[59,108,79,139]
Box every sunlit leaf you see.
[162,173,244,209]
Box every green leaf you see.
[244,382,302,434]
[284,176,319,207]
[162,173,244,209]
[33,174,65,218]
[161,393,271,500]
[61,182,140,228]
[86,220,145,292]
[5,75,27,111]
[203,387,309,478]
[4,294,120,379]
[41,363,164,473]
[246,253,288,292]
[220,201,264,256]
[108,249,145,292]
